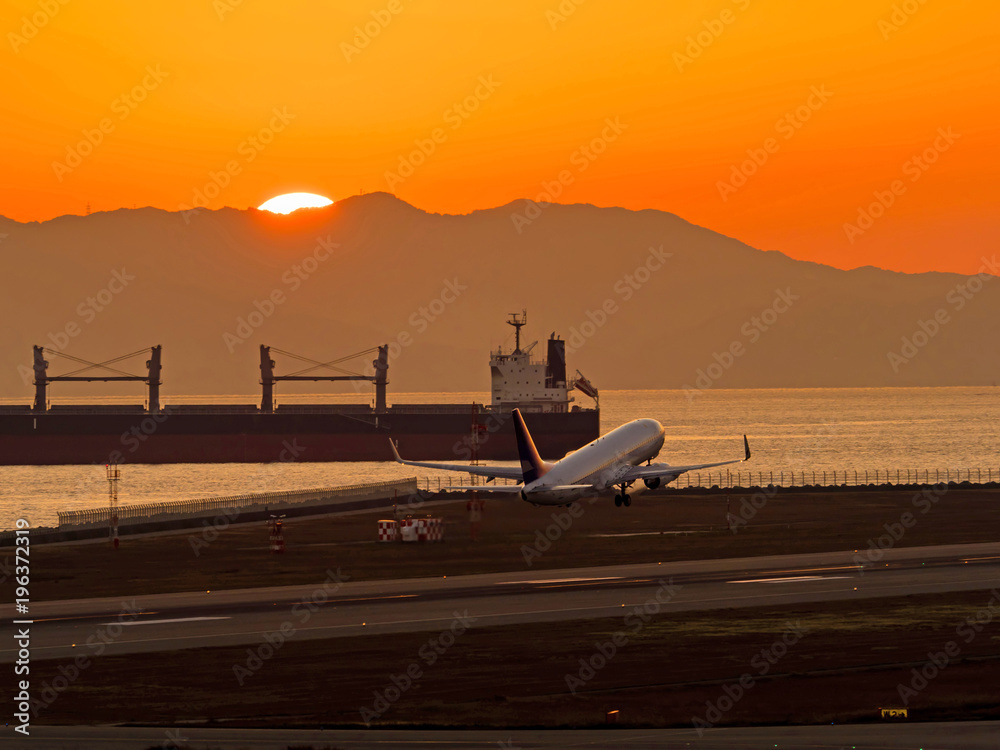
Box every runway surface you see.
[4,541,1000,663]
[6,721,1000,749]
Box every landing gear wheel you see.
[617,484,632,508]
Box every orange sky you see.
[2,0,997,274]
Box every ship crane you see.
[259,344,389,414]
[31,345,162,412]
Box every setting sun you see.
[258,193,333,214]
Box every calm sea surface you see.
[2,387,998,530]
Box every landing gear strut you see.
[614,484,631,508]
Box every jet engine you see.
[642,463,673,490]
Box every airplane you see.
[390,408,751,507]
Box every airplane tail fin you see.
[512,408,549,483]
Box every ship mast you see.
[507,310,527,354]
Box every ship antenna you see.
[507,309,527,354]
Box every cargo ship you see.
[0,312,599,465]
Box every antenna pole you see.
[107,463,120,549]
[506,309,527,354]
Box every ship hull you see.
[0,408,599,465]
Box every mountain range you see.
[1,193,997,403]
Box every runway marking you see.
[774,566,862,573]
[727,575,852,584]
[113,617,231,626]
[17,576,1000,658]
[496,577,622,585]
[590,531,696,537]
[30,612,158,624]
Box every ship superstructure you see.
[490,311,597,412]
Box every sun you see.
[258,192,333,214]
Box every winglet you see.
[744,434,751,461]
[512,409,548,483]
[389,438,403,463]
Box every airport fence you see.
[57,477,419,530]
[670,467,1000,489]
[430,467,1000,492]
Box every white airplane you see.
[390,408,751,507]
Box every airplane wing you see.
[389,440,524,481]
[439,485,523,494]
[618,435,751,484]
[440,483,597,496]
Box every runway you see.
[4,541,1000,663]
[6,721,1000,749]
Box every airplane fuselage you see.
[521,418,665,504]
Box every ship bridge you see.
[490,311,598,413]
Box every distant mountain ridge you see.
[1,193,997,402]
